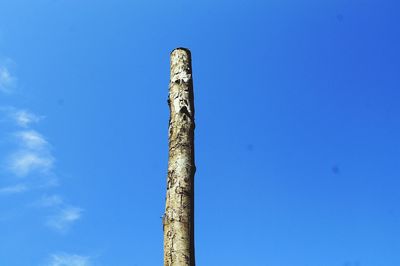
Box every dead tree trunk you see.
[163,48,196,266]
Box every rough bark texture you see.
[163,48,196,266]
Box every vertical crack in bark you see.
[164,48,196,266]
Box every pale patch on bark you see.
[164,48,196,266]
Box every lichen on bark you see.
[163,48,196,266]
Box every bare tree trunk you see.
[163,48,196,266]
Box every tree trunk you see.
[163,48,196,266]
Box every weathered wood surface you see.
[163,48,196,266]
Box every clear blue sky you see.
[0,0,399,265]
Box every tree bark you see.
[163,48,196,266]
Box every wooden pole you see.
[163,48,196,266]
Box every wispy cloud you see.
[13,110,42,127]
[17,130,49,150]
[1,108,83,232]
[8,151,54,177]
[0,66,16,93]
[0,56,84,235]
[47,253,91,266]
[46,206,83,232]
[0,108,42,127]
[7,129,54,177]
[0,183,28,195]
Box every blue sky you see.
[0,0,399,265]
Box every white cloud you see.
[47,253,91,266]
[0,108,42,127]
[0,183,28,195]
[17,130,49,150]
[0,58,84,235]
[13,110,42,127]
[0,66,16,93]
[1,110,53,178]
[47,206,83,232]
[18,130,49,150]
[8,151,54,177]
[7,130,54,177]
